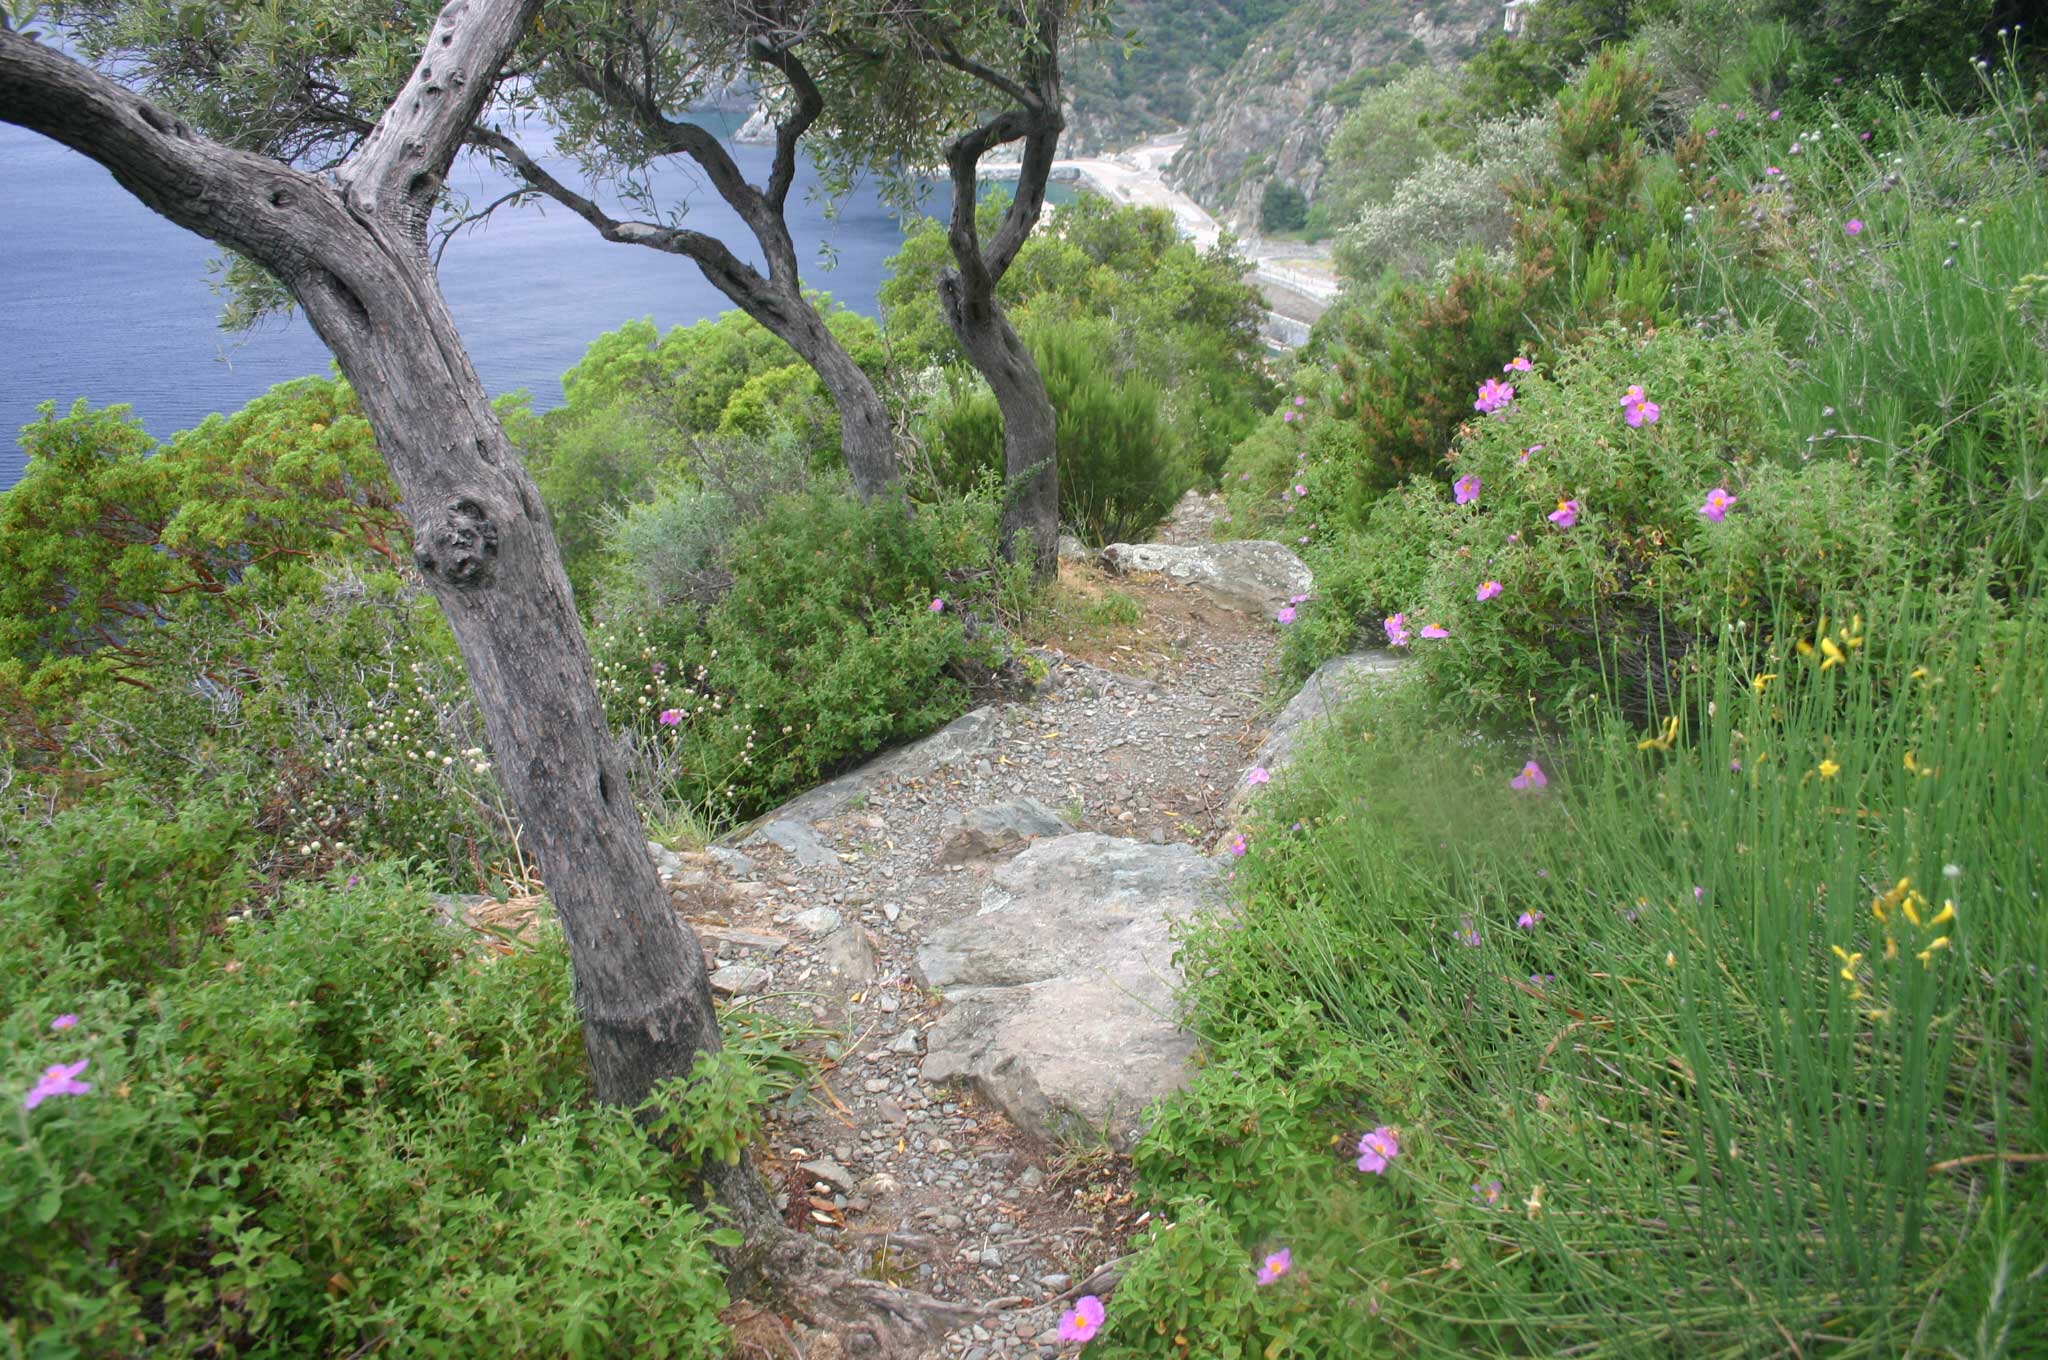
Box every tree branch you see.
[750,39,824,214]
[334,0,541,249]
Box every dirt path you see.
[674,499,1285,1357]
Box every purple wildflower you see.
[1511,760,1549,791]
[1454,473,1482,505]
[24,1059,92,1111]
[1059,1296,1106,1343]
[1356,1126,1401,1174]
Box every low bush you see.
[594,486,1024,823]
[923,322,1193,546]
[3,854,753,1357]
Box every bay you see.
[0,109,954,492]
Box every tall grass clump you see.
[1107,586,2045,1356]
[1677,49,2048,566]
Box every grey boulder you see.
[1097,540,1311,615]
[935,797,1074,864]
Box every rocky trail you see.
[638,497,1393,1358]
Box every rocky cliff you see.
[1166,0,1498,230]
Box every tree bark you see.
[0,9,962,1351]
[933,9,1066,583]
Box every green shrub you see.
[3,860,746,1357]
[1311,325,1926,722]
[1318,251,1543,521]
[925,323,1192,546]
[1258,179,1309,233]
[594,487,1023,822]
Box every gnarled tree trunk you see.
[934,8,1065,583]
[0,7,962,1351]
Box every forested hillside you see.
[1062,0,1297,152]
[1164,0,1498,229]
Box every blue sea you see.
[0,110,954,492]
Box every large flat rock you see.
[737,706,1001,860]
[1097,540,1311,615]
[915,834,1224,1148]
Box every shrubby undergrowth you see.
[3,853,767,1356]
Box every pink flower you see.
[929,597,945,613]
[1277,605,1297,625]
[1456,920,1483,948]
[50,1014,80,1032]
[1420,623,1450,639]
[1257,1247,1293,1285]
[1765,166,1782,177]
[1384,613,1410,647]
[1356,1125,1401,1174]
[1246,767,1271,786]
[1229,834,1248,858]
[1283,410,1297,423]
[1518,443,1543,466]
[1548,499,1580,529]
[1845,218,1864,236]
[1294,483,1308,496]
[1294,395,1307,407]
[1288,594,1310,605]
[24,1059,92,1111]
[1503,356,1533,372]
[1474,379,1516,415]
[1476,580,1503,602]
[1454,473,1482,505]
[1697,487,1737,522]
[1769,108,1782,121]
[1059,1296,1106,1342]
[658,709,684,726]
[1511,760,1548,791]
[1517,910,1544,930]
[1474,1179,1504,1206]
[1621,385,1661,427]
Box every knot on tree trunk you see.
[413,494,500,588]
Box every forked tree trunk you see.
[0,8,964,1351]
[935,9,1066,583]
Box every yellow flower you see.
[1883,936,1898,960]
[1638,714,1680,752]
[1817,758,1841,779]
[1820,636,1847,670]
[1929,900,1956,928]
[1839,615,1866,649]
[1831,944,1863,983]
[1917,936,1952,967]
[1751,673,1780,694]
[1797,639,1816,660]
[1904,750,1936,778]
[1872,877,1912,922]
[1902,893,1924,927]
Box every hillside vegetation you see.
[1083,4,2046,1354]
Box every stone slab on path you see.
[915,833,1224,1150]
[738,706,1002,864]
[1097,539,1311,615]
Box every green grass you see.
[1106,586,2046,1357]
[1675,57,2048,568]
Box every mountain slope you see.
[1165,0,1499,230]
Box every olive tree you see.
[0,4,962,1348]
[50,0,907,495]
